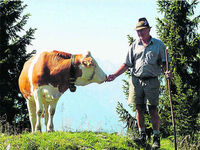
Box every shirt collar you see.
[138,36,153,46]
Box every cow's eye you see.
[82,57,94,67]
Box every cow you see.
[18,50,107,132]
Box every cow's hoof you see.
[47,129,54,132]
[34,130,42,133]
[48,130,54,132]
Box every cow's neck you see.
[87,65,96,81]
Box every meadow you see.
[0,131,175,150]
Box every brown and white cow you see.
[18,50,107,132]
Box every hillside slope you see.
[0,131,174,150]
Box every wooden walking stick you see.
[165,47,177,150]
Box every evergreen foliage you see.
[116,102,137,133]
[0,0,36,133]
[156,0,200,138]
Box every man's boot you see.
[134,131,146,147]
[152,134,160,148]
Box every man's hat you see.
[136,17,151,31]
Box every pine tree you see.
[156,0,200,141]
[0,0,36,133]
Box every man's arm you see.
[106,64,129,82]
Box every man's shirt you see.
[125,37,168,78]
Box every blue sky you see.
[23,0,199,133]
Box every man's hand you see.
[105,74,117,82]
[105,64,128,82]
[165,70,173,80]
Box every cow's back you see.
[31,51,72,93]
[19,51,74,99]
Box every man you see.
[106,17,171,148]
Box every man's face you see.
[137,28,150,41]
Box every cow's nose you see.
[102,75,107,83]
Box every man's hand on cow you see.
[165,70,173,80]
[105,74,116,82]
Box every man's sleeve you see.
[124,45,134,67]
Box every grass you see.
[0,131,175,150]
[160,138,175,150]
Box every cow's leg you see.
[43,102,49,132]
[27,99,36,133]
[47,100,58,132]
[34,89,43,132]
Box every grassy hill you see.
[0,131,174,150]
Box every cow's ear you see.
[85,51,91,57]
[82,57,94,67]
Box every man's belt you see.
[137,76,157,80]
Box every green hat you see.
[136,17,151,31]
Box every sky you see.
[22,0,199,133]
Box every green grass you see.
[0,131,174,150]
[160,138,175,150]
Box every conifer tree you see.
[156,0,200,140]
[0,0,36,132]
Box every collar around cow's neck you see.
[69,55,76,92]
[69,55,96,90]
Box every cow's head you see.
[75,51,107,86]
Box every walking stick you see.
[165,47,177,150]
